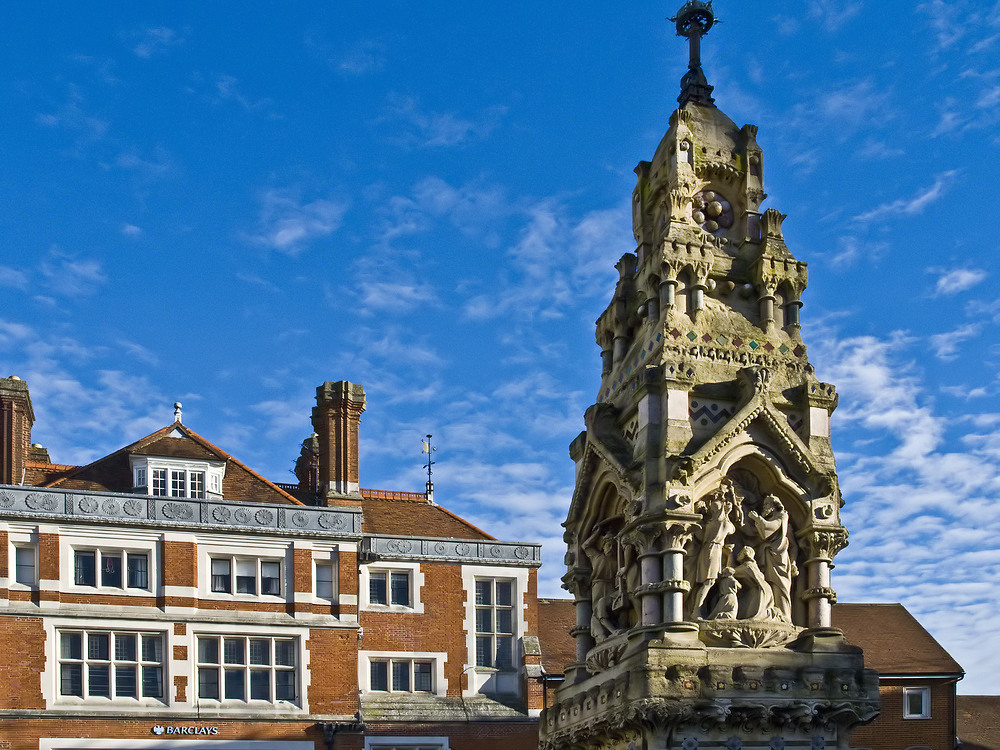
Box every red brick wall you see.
[360,562,470,697]
[162,540,196,587]
[0,617,45,710]
[849,678,957,750]
[307,627,361,714]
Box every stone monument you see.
[538,3,879,749]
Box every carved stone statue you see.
[734,547,772,620]
[708,566,740,620]
[584,531,620,640]
[616,538,642,626]
[747,495,795,622]
[690,480,740,617]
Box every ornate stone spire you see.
[539,5,880,749]
[671,1,717,107]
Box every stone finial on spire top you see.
[173,402,182,423]
[670,1,718,108]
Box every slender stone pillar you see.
[573,598,594,662]
[646,294,660,323]
[786,299,803,329]
[640,553,663,625]
[759,293,775,329]
[660,279,676,309]
[613,335,628,366]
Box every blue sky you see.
[2,1,999,693]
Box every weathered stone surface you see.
[540,5,877,748]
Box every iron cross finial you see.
[670,2,719,107]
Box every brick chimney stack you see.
[311,381,366,504]
[1,376,35,486]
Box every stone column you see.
[660,279,676,310]
[613,335,628,366]
[801,528,847,629]
[639,551,663,626]
[600,348,613,376]
[661,523,694,624]
[785,299,803,329]
[758,291,775,330]
[573,599,594,662]
[690,284,706,317]
[646,294,660,324]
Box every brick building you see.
[0,376,543,750]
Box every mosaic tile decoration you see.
[597,330,806,403]
[690,399,736,429]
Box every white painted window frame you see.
[129,454,226,500]
[359,561,424,614]
[62,529,159,596]
[902,686,931,719]
[359,650,447,696]
[460,564,529,697]
[198,541,291,603]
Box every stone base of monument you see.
[540,629,879,750]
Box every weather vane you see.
[670,1,718,107]
[422,434,436,504]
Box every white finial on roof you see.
[174,402,183,423]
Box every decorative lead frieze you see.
[364,535,542,567]
[0,484,361,537]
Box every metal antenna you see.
[422,434,436,505]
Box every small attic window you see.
[130,456,226,500]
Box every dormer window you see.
[130,456,225,500]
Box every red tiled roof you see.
[832,603,963,675]
[39,423,303,506]
[23,461,77,486]
[537,598,577,675]
[534,600,964,680]
[359,491,494,540]
[957,695,1000,749]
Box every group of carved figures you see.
[689,479,796,623]
[582,478,798,641]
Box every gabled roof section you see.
[687,375,822,480]
[564,403,636,531]
[360,489,494,540]
[832,603,963,676]
[40,423,303,506]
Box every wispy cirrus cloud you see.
[377,176,510,244]
[853,170,958,223]
[383,94,507,148]
[247,188,348,255]
[38,249,106,297]
[36,85,109,149]
[930,267,987,296]
[0,266,29,290]
[929,323,981,361]
[826,235,888,269]
[215,75,275,114]
[337,40,387,76]
[463,199,629,322]
[132,27,184,59]
[356,281,439,314]
[807,0,863,32]
[810,328,1000,693]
